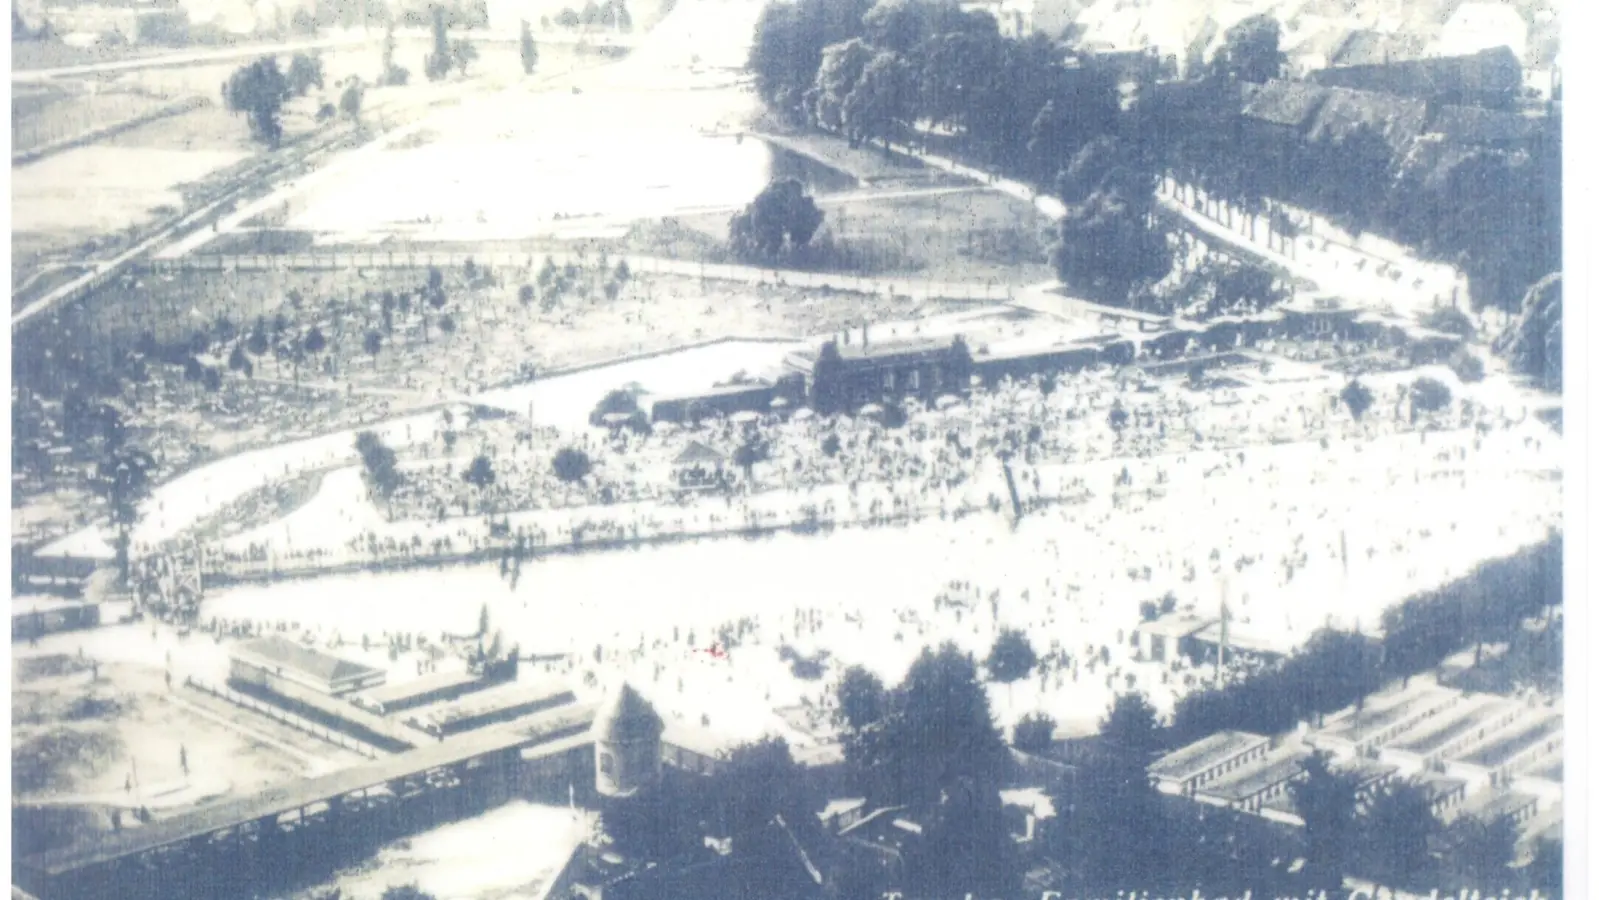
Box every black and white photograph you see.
[3,0,1584,896]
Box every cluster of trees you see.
[1143,18,1560,316]
[1171,536,1561,742]
[1496,272,1562,391]
[222,52,363,146]
[834,644,1017,896]
[728,177,826,263]
[551,0,632,31]
[425,7,478,81]
[354,431,401,497]
[748,0,1559,344]
[1290,750,1559,895]
[751,0,1119,175]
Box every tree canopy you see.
[223,57,290,146]
[729,178,825,262]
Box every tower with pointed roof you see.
[592,682,664,799]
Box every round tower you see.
[592,682,664,799]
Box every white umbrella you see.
[769,396,791,409]
[858,403,884,416]
[936,395,962,410]
[792,408,815,421]
[730,410,760,424]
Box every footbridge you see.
[14,702,599,900]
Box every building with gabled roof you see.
[594,682,665,799]
[229,635,386,697]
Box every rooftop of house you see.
[833,335,962,364]
[1240,79,1330,128]
[1330,29,1430,68]
[353,668,484,708]
[649,380,774,405]
[1149,730,1270,783]
[594,682,665,745]
[1417,772,1469,803]
[231,635,384,687]
[1426,104,1540,145]
[1458,713,1562,768]
[673,441,726,466]
[1460,787,1540,823]
[410,679,575,730]
[1303,85,1432,152]
[1188,621,1290,658]
[1386,695,1514,756]
[1137,611,1217,640]
[1317,688,1455,744]
[1196,748,1311,803]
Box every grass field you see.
[635,186,1055,285]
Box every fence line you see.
[136,251,1013,304]
[186,677,384,760]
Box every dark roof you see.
[1311,47,1522,101]
[1330,30,1428,68]
[409,680,576,730]
[232,635,383,686]
[1149,731,1270,783]
[834,336,958,364]
[20,704,596,879]
[1240,80,1330,128]
[674,441,726,465]
[593,682,664,744]
[1426,104,1539,145]
[355,669,484,708]
[1304,85,1431,152]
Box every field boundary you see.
[12,97,210,168]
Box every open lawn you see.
[637,186,1055,285]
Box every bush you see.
[552,447,592,482]
[1410,377,1452,415]
[1449,350,1485,383]
[1013,712,1057,754]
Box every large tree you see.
[729,178,825,261]
[840,50,914,147]
[1050,188,1173,307]
[984,627,1037,686]
[1210,14,1285,83]
[1289,751,1362,893]
[835,665,887,730]
[223,57,290,146]
[519,19,539,74]
[1495,272,1561,391]
[812,38,875,131]
[1361,778,1441,889]
[94,444,155,587]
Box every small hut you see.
[673,442,726,491]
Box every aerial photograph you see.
[7,0,1567,896]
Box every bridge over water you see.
[15,703,599,900]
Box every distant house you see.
[1303,85,1431,157]
[1328,29,1430,69]
[12,598,101,643]
[1310,47,1522,109]
[647,381,775,424]
[229,635,387,697]
[1149,731,1272,797]
[1424,104,1540,149]
[794,332,973,414]
[1134,612,1215,663]
[672,441,727,491]
[1238,79,1329,176]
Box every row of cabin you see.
[640,302,1462,425]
